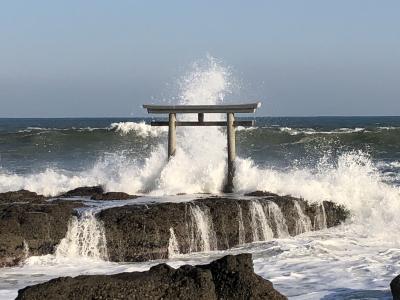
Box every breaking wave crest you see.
[110,121,167,137]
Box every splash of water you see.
[110,121,167,137]
[188,204,217,252]
[155,57,232,194]
[235,151,400,240]
[237,204,246,245]
[249,200,274,242]
[267,201,289,238]
[55,210,108,260]
[22,240,29,260]
[168,228,180,258]
[293,201,312,235]
[313,203,327,230]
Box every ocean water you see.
[1,58,400,299]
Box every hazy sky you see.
[1,1,399,117]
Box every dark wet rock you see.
[98,201,188,261]
[60,187,139,201]
[91,192,139,201]
[391,274,400,300]
[16,253,287,300]
[0,200,82,267]
[59,186,104,198]
[99,192,349,262]
[319,200,350,227]
[0,190,47,204]
[244,190,277,197]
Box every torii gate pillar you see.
[168,113,176,157]
[225,112,236,192]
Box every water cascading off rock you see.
[97,194,348,263]
[55,210,108,260]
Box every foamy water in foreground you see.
[1,57,400,299]
[0,222,396,299]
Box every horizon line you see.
[1,115,400,119]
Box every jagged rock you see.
[0,199,82,267]
[0,190,47,204]
[391,274,400,300]
[59,186,104,198]
[98,193,349,262]
[91,192,139,200]
[16,254,287,300]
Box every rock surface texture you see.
[0,190,83,267]
[0,188,349,267]
[59,186,139,201]
[16,254,287,300]
[99,192,349,262]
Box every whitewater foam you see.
[110,121,167,137]
[235,151,400,240]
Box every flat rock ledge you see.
[59,186,139,200]
[16,253,286,300]
[0,187,349,267]
[99,192,349,262]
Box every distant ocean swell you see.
[2,122,400,148]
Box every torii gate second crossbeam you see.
[143,102,261,193]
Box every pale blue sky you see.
[0,1,399,117]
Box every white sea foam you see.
[278,126,366,136]
[236,126,257,131]
[235,151,400,240]
[17,126,104,133]
[1,227,395,300]
[389,161,400,168]
[110,121,167,137]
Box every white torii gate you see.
[143,102,261,192]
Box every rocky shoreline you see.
[16,253,286,300]
[0,187,349,267]
[99,193,348,262]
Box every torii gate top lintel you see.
[142,102,261,193]
[143,102,261,114]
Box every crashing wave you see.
[110,121,167,137]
